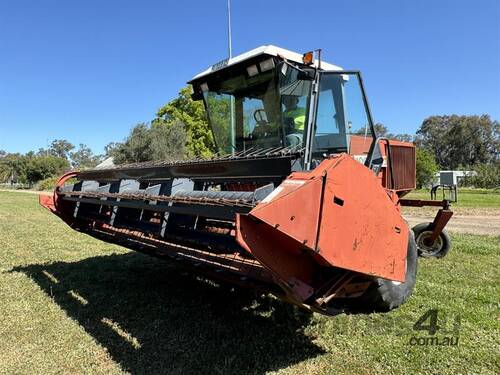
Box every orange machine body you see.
[236,154,409,302]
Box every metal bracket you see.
[399,198,453,242]
[430,209,453,242]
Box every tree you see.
[464,162,500,188]
[204,92,231,153]
[0,152,10,182]
[372,123,389,137]
[391,134,414,142]
[0,152,71,185]
[156,86,214,157]
[70,144,101,169]
[24,155,69,185]
[355,123,415,142]
[416,148,438,188]
[110,121,188,164]
[417,115,499,169]
[150,120,187,161]
[48,139,74,160]
[356,123,389,137]
[104,142,120,157]
[111,123,152,164]
[0,153,27,183]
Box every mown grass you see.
[0,191,498,374]
[405,188,500,208]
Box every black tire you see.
[412,222,451,258]
[356,231,418,312]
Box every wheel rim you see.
[416,230,443,257]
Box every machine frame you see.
[39,45,453,315]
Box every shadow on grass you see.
[12,252,324,374]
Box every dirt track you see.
[404,212,500,236]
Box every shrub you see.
[35,176,59,191]
[416,148,438,188]
[464,163,500,189]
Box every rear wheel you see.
[412,222,451,258]
[356,231,418,312]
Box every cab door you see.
[308,71,376,167]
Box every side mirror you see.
[367,140,384,175]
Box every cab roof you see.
[189,45,342,82]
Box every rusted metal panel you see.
[348,136,416,193]
[39,194,56,212]
[236,214,318,302]
[399,198,450,209]
[384,144,416,191]
[317,155,408,282]
[245,176,324,249]
[237,154,409,283]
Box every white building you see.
[434,170,476,186]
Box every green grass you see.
[405,188,500,208]
[0,191,499,374]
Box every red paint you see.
[237,154,408,283]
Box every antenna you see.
[227,0,236,154]
[227,0,232,58]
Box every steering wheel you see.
[252,109,273,138]
[253,109,268,125]
[285,133,302,147]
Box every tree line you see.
[366,116,499,188]
[0,140,102,187]
[1,85,498,189]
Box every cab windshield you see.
[201,61,312,154]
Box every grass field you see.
[0,191,498,374]
[402,189,500,221]
[405,188,500,208]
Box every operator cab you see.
[189,45,376,168]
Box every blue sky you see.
[1,0,499,154]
